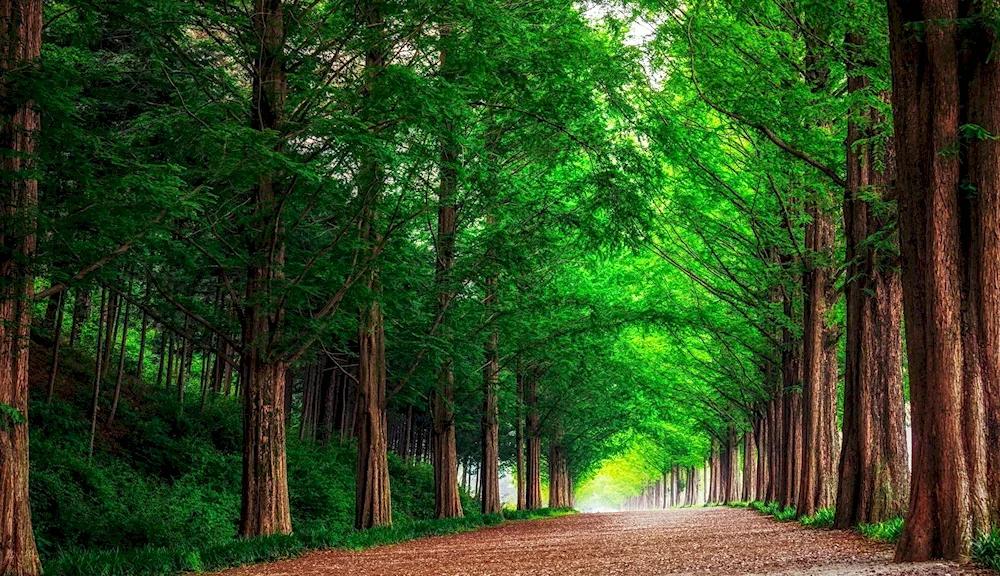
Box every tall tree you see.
[887,0,998,561]
[0,1,42,573]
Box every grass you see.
[47,508,573,576]
[858,517,904,543]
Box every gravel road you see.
[216,507,991,575]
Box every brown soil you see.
[215,507,992,575]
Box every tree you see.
[887,0,998,561]
[0,1,42,573]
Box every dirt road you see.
[218,507,989,575]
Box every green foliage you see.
[0,402,27,430]
[973,529,1000,572]
[747,501,797,521]
[858,517,904,543]
[799,508,835,528]
[29,388,485,571]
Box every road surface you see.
[217,507,989,575]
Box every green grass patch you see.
[726,501,749,508]
[858,517,904,542]
[799,508,834,528]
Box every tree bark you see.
[238,0,292,538]
[479,262,501,515]
[515,367,526,510]
[46,291,64,403]
[835,48,909,528]
[548,426,571,508]
[0,1,42,571]
[525,368,542,510]
[68,287,91,347]
[798,200,836,519]
[107,297,131,426]
[887,0,998,560]
[429,23,463,520]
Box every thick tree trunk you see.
[798,202,836,519]
[835,55,909,528]
[239,0,292,539]
[355,302,391,528]
[239,359,291,536]
[0,2,42,571]
[887,0,998,560]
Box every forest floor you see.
[215,507,991,575]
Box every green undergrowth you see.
[857,517,904,543]
[28,344,575,576]
[973,529,1000,572]
[47,508,572,576]
[745,500,797,521]
[799,508,834,528]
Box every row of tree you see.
[614,0,999,564]
[0,0,664,574]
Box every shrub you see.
[973,529,1000,572]
[774,506,798,521]
[800,508,834,528]
[858,517,904,542]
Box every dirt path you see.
[217,507,991,575]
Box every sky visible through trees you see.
[1,0,1000,574]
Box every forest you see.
[1,0,999,574]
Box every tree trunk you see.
[101,292,119,378]
[238,0,292,539]
[515,367,526,511]
[525,368,543,510]
[886,0,1000,561]
[0,1,42,571]
[88,289,108,459]
[548,426,571,508]
[46,291,65,403]
[479,272,501,515]
[798,200,835,519]
[136,289,149,378]
[107,297,131,426]
[429,23,463,520]
[355,302,391,528]
[68,287,91,347]
[836,60,909,529]
[352,0,391,529]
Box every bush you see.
[774,506,798,521]
[799,508,834,528]
[858,517,904,542]
[973,529,1000,572]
